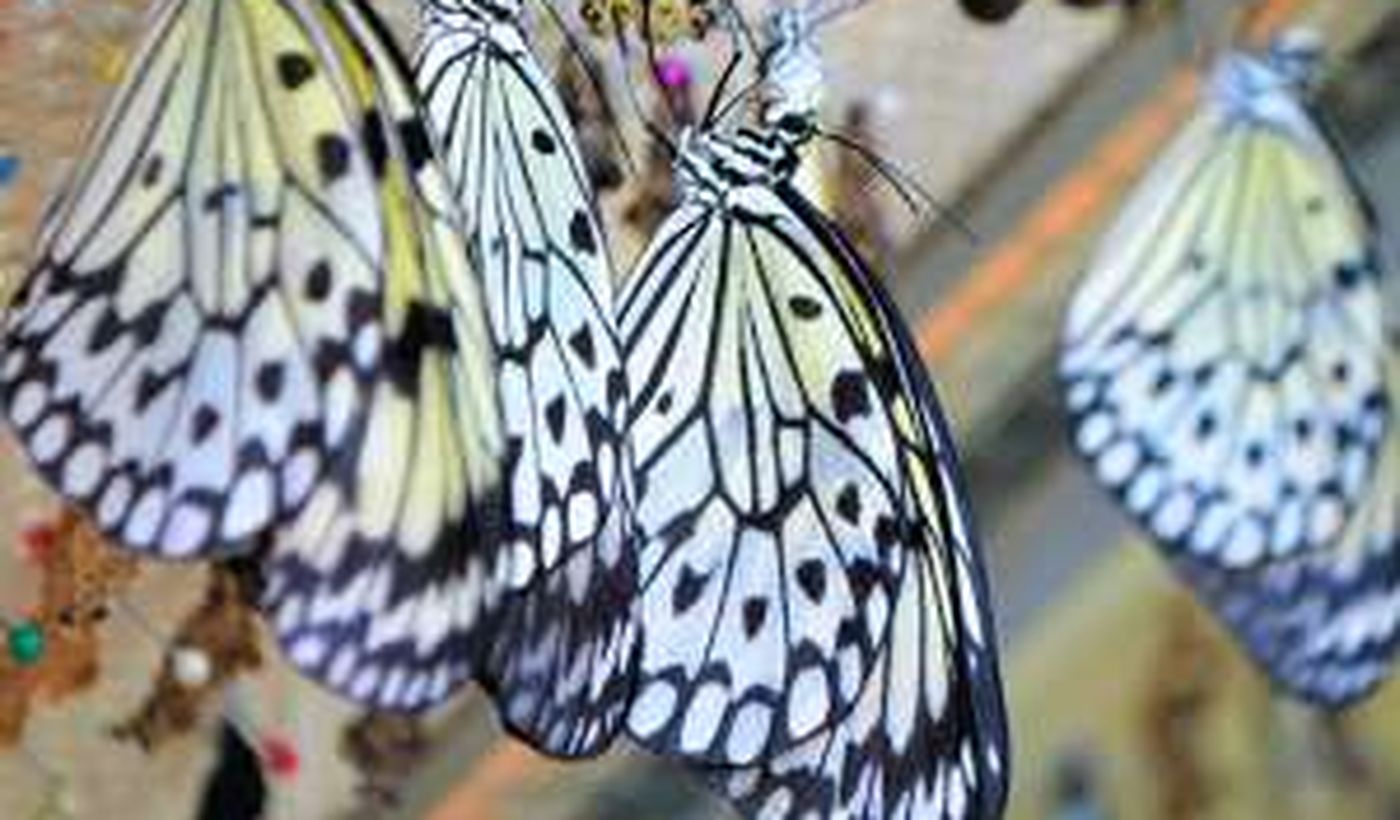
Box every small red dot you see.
[19,523,59,564]
[260,735,300,779]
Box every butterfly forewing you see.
[2,0,393,557]
[702,181,1009,819]
[1062,61,1389,569]
[413,0,635,750]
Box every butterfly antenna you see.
[531,0,640,177]
[816,126,980,245]
[724,0,762,59]
[701,1,752,128]
[613,13,678,159]
[707,77,766,128]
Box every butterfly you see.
[414,0,636,755]
[1063,32,1389,574]
[618,5,1009,816]
[1061,31,1395,704]
[1,0,505,712]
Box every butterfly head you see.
[673,126,802,203]
[759,6,826,128]
[1267,26,1325,84]
[1209,30,1323,132]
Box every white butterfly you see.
[1063,30,1388,569]
[415,0,636,754]
[2,0,506,712]
[619,5,1009,815]
[1062,30,1398,704]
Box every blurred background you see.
[2,0,1400,817]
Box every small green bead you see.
[8,621,45,666]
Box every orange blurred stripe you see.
[915,0,1302,364]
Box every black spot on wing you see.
[141,155,164,188]
[362,109,389,178]
[545,396,566,443]
[305,260,332,302]
[673,565,708,615]
[398,118,433,171]
[256,362,285,403]
[531,128,558,155]
[316,134,351,184]
[796,559,827,604]
[569,211,597,256]
[831,370,871,423]
[192,404,220,444]
[835,483,862,525]
[277,52,316,90]
[569,327,597,370]
[789,295,823,319]
[385,302,457,392]
[742,597,769,639]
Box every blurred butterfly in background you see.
[954,0,1150,23]
[618,2,1010,815]
[0,0,506,712]
[1060,28,1398,705]
[414,0,636,757]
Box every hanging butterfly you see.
[618,4,1009,815]
[0,0,505,712]
[1061,30,1395,704]
[413,0,636,756]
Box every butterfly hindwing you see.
[256,0,504,712]
[1171,351,1400,706]
[415,0,635,750]
[2,0,391,557]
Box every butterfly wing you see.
[1062,91,1389,569]
[1,0,391,557]
[620,138,1007,795]
[257,0,504,712]
[698,180,1009,819]
[708,553,1005,819]
[413,3,635,749]
[1171,350,1400,706]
